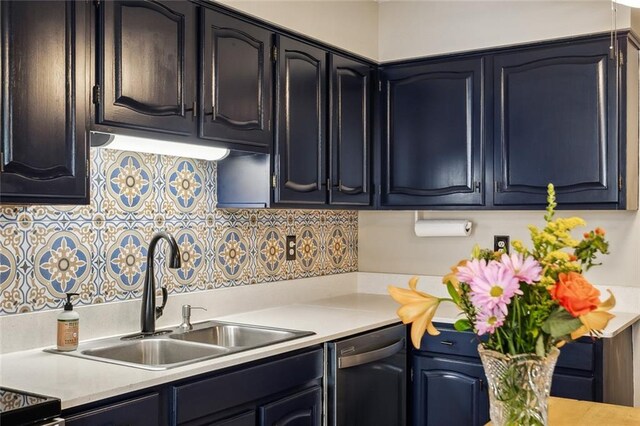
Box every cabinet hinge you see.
[92,85,101,105]
[495,181,502,193]
[378,80,382,92]
[326,178,331,191]
[272,174,277,188]
[410,367,414,382]
[619,175,623,192]
[619,51,625,66]
[271,45,278,63]
[0,152,4,173]
[474,181,481,193]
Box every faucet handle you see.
[155,286,168,319]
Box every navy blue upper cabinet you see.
[274,35,327,205]
[0,0,89,204]
[493,39,619,207]
[200,9,273,151]
[96,0,197,135]
[381,57,485,207]
[330,54,373,206]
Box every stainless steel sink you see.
[170,321,314,349]
[45,321,314,370]
[81,339,230,370]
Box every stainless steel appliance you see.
[326,324,407,426]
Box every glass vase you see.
[478,345,560,426]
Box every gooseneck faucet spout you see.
[141,232,181,335]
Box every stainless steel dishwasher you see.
[325,323,407,426]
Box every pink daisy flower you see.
[456,258,487,284]
[469,261,521,314]
[475,307,506,335]
[501,253,542,284]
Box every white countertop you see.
[0,292,637,410]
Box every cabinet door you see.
[274,35,327,205]
[413,355,489,426]
[200,9,273,151]
[551,373,596,401]
[329,54,372,206]
[493,39,618,206]
[382,57,484,207]
[0,0,88,204]
[259,386,321,426]
[98,0,196,135]
[65,393,160,426]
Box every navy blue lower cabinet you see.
[210,410,256,426]
[64,393,161,426]
[411,323,634,425]
[259,386,322,426]
[412,355,489,426]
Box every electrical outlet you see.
[494,235,510,254]
[286,235,296,261]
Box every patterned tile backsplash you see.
[0,149,358,315]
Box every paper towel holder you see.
[414,211,473,237]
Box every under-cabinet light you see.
[91,133,230,161]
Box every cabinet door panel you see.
[99,0,195,135]
[275,36,326,205]
[259,386,321,426]
[413,355,489,426]
[382,57,484,207]
[551,373,595,401]
[493,39,617,205]
[65,393,160,426]
[330,54,371,206]
[200,9,272,150]
[1,0,88,203]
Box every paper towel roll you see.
[414,219,472,237]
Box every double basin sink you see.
[47,321,314,371]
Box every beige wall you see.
[215,0,379,60]
[378,0,632,62]
[359,209,640,287]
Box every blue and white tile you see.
[101,149,157,221]
[0,222,30,314]
[161,156,208,220]
[99,221,155,303]
[255,226,287,282]
[27,222,97,311]
[161,221,208,294]
[213,226,252,286]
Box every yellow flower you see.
[570,290,616,340]
[388,277,441,348]
[442,260,466,293]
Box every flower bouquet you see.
[388,185,615,426]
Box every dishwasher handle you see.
[338,338,405,369]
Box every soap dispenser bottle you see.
[57,292,79,351]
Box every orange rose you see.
[595,227,605,236]
[549,272,601,317]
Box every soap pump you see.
[57,292,80,351]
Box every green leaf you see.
[541,308,582,338]
[446,282,461,305]
[453,318,471,332]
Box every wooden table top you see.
[487,397,640,425]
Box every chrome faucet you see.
[141,232,181,335]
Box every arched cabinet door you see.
[200,9,273,151]
[492,39,618,206]
[258,386,321,426]
[274,35,327,205]
[381,57,484,207]
[329,54,372,206]
[1,0,89,204]
[97,0,196,135]
[412,355,489,426]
